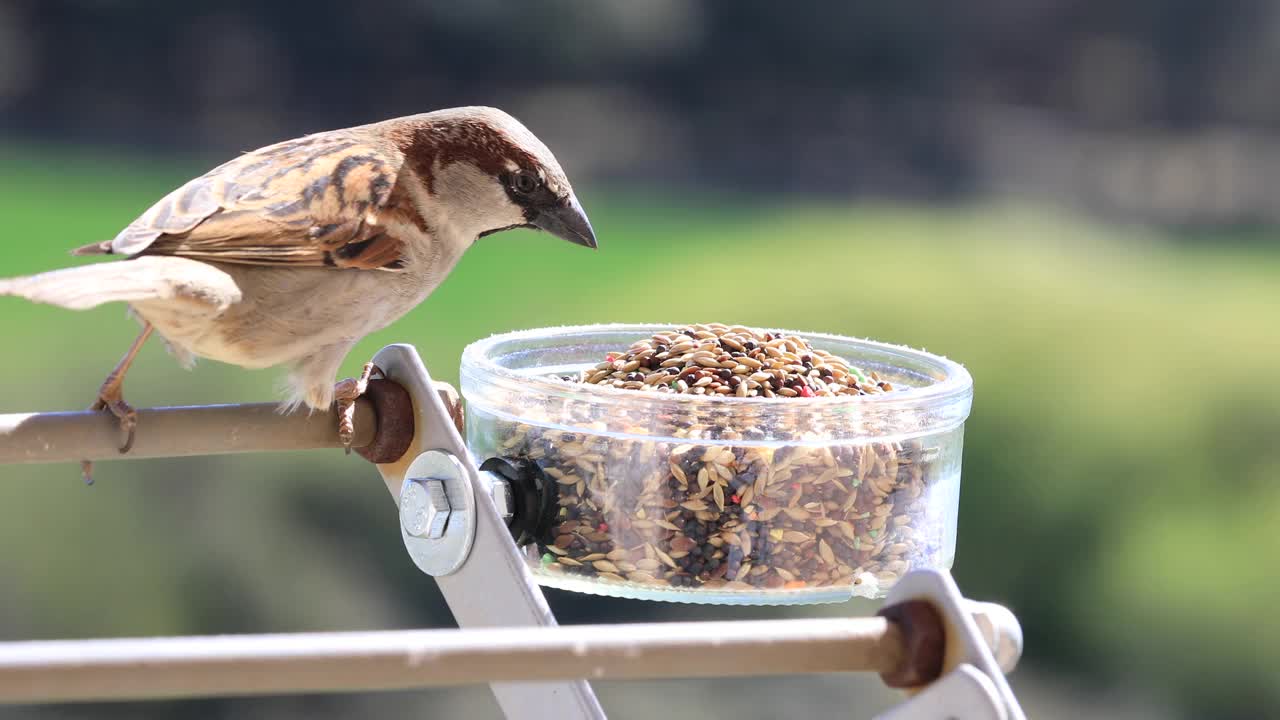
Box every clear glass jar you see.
[461,324,973,604]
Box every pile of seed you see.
[486,324,947,598]
[574,326,894,398]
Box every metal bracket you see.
[367,344,606,720]
[877,665,1008,720]
[876,570,1026,720]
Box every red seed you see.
[731,494,741,504]
[799,385,815,398]
[597,522,609,532]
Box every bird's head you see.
[396,106,597,250]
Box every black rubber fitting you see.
[479,455,560,547]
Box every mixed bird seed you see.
[578,325,895,398]
[490,325,947,598]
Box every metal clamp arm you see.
[876,571,1026,720]
[364,344,606,720]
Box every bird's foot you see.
[92,390,140,453]
[81,378,139,485]
[334,362,381,452]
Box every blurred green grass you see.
[1,145,1277,717]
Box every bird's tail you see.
[0,256,242,311]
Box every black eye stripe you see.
[502,170,558,209]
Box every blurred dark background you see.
[8,0,1280,225]
[1,2,1277,719]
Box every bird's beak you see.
[530,195,598,249]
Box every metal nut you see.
[401,478,451,539]
[485,471,514,522]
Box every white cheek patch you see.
[429,161,526,239]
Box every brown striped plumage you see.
[74,132,413,270]
[0,106,597,470]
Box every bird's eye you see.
[510,170,541,196]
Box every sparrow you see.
[0,106,597,479]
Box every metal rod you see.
[0,617,904,704]
[0,400,376,464]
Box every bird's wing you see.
[100,131,415,270]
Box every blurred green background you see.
[1,2,1278,719]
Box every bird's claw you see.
[334,362,381,453]
[81,386,138,485]
[91,395,139,455]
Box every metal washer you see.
[399,449,476,576]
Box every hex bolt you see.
[396,449,476,577]
[401,477,452,539]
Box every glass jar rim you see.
[460,323,973,416]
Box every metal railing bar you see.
[0,400,377,465]
[0,617,904,704]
